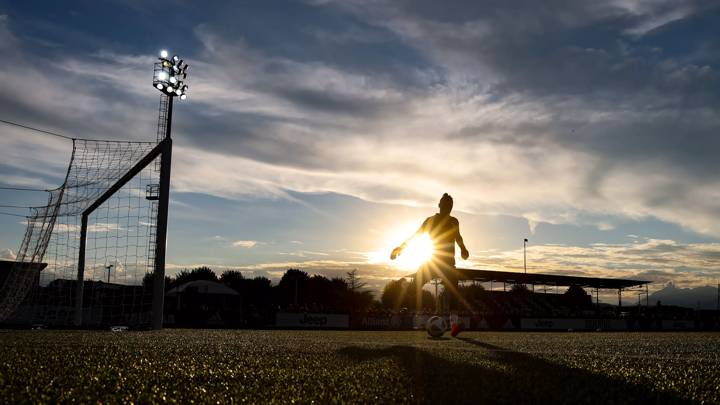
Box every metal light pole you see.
[151,49,189,329]
[105,264,113,284]
[523,238,528,274]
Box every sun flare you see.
[367,223,436,271]
[395,233,434,270]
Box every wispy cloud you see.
[49,222,123,233]
[470,239,720,287]
[0,248,16,260]
[232,240,258,248]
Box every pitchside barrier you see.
[523,318,719,331]
[359,314,403,329]
[275,312,349,328]
[520,318,628,330]
[412,314,473,330]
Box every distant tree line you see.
[145,267,382,315]
[145,267,492,315]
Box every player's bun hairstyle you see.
[439,193,453,209]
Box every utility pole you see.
[523,238,528,274]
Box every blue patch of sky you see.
[200,1,435,75]
[0,0,198,58]
[1,0,437,86]
[633,6,720,66]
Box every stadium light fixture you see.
[152,50,190,100]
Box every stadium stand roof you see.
[0,260,47,285]
[410,268,649,289]
[0,260,48,270]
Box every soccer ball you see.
[426,316,447,338]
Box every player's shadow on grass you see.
[339,339,685,404]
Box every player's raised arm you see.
[456,220,469,260]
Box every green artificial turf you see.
[0,330,717,403]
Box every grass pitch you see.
[1,330,718,404]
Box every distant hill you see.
[649,283,719,310]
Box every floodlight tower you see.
[150,49,189,329]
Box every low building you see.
[165,280,242,327]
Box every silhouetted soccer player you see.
[390,193,469,335]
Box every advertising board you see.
[275,312,349,328]
[520,318,628,330]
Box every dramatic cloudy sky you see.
[1,1,719,296]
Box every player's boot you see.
[450,321,461,337]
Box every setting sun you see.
[394,233,434,270]
[367,223,436,271]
